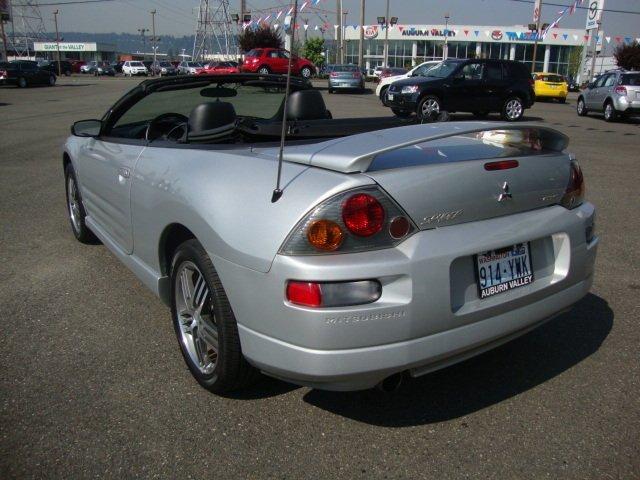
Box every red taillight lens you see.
[286,281,322,307]
[330,72,339,77]
[353,72,361,78]
[560,160,585,209]
[342,193,385,237]
[529,78,535,87]
[614,86,627,96]
[484,160,519,171]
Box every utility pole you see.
[589,20,601,79]
[383,0,390,67]
[0,17,7,61]
[53,9,61,76]
[358,0,364,69]
[150,9,157,74]
[530,0,542,74]
[443,12,450,60]
[303,18,308,44]
[336,0,342,63]
[342,10,348,62]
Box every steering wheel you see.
[145,112,189,142]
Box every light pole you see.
[443,12,450,60]
[336,0,342,63]
[383,0,390,67]
[53,9,61,76]
[150,9,157,75]
[358,0,365,69]
[342,10,348,63]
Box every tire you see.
[577,97,588,116]
[501,96,524,121]
[170,239,257,394]
[558,97,566,104]
[604,101,617,122]
[64,163,98,244]
[257,66,270,75]
[417,95,442,122]
[300,66,312,78]
[17,76,27,88]
[328,88,333,94]
[48,75,56,86]
[65,70,71,77]
[379,86,389,104]
[392,108,412,118]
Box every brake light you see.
[560,159,585,209]
[484,160,519,171]
[614,86,627,96]
[342,193,385,237]
[330,72,339,77]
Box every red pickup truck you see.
[240,48,315,78]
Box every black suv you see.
[385,59,535,121]
[3,61,56,88]
[40,60,73,76]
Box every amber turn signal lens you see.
[307,220,344,251]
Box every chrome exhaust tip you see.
[376,372,404,393]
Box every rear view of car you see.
[123,61,148,77]
[534,73,568,102]
[328,64,365,93]
[577,70,640,122]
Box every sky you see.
[35,0,640,40]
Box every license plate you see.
[387,93,394,100]
[476,243,533,299]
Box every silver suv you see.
[577,69,640,121]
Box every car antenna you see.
[271,0,299,203]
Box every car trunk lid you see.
[282,123,571,228]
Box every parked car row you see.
[577,69,640,122]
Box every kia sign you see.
[491,30,503,41]
[363,25,378,39]
[585,0,604,30]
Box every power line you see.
[505,0,640,15]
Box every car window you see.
[425,60,462,78]
[603,75,615,87]
[594,75,607,88]
[22,62,37,71]
[484,63,502,81]
[334,65,358,72]
[130,61,144,67]
[246,49,263,57]
[619,74,640,86]
[460,62,483,80]
[278,51,290,59]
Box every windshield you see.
[130,61,144,67]
[111,80,289,138]
[334,65,359,72]
[187,62,202,67]
[159,62,172,67]
[537,74,564,82]
[425,60,462,78]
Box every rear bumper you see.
[328,79,364,89]
[214,203,598,391]
[614,96,640,113]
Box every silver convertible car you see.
[64,74,598,393]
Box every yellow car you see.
[533,73,568,102]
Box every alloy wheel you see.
[421,98,440,117]
[505,99,523,120]
[174,261,218,375]
[577,99,584,114]
[67,175,82,234]
[605,103,614,121]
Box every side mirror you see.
[71,119,102,137]
[587,82,594,89]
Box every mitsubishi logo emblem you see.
[498,181,512,202]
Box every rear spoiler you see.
[282,122,569,173]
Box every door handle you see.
[117,167,130,179]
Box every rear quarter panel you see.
[129,146,374,275]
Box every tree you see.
[302,37,324,66]
[238,25,283,52]
[614,41,640,71]
[568,45,583,77]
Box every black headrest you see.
[285,90,330,121]
[188,101,237,142]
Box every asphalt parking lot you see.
[1,75,639,479]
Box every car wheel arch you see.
[159,223,197,278]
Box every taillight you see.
[560,159,585,209]
[342,193,385,237]
[330,72,339,77]
[484,160,519,171]
[279,187,416,255]
[286,280,381,308]
[614,85,627,96]
[529,78,535,87]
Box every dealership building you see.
[32,42,117,62]
[344,24,593,76]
